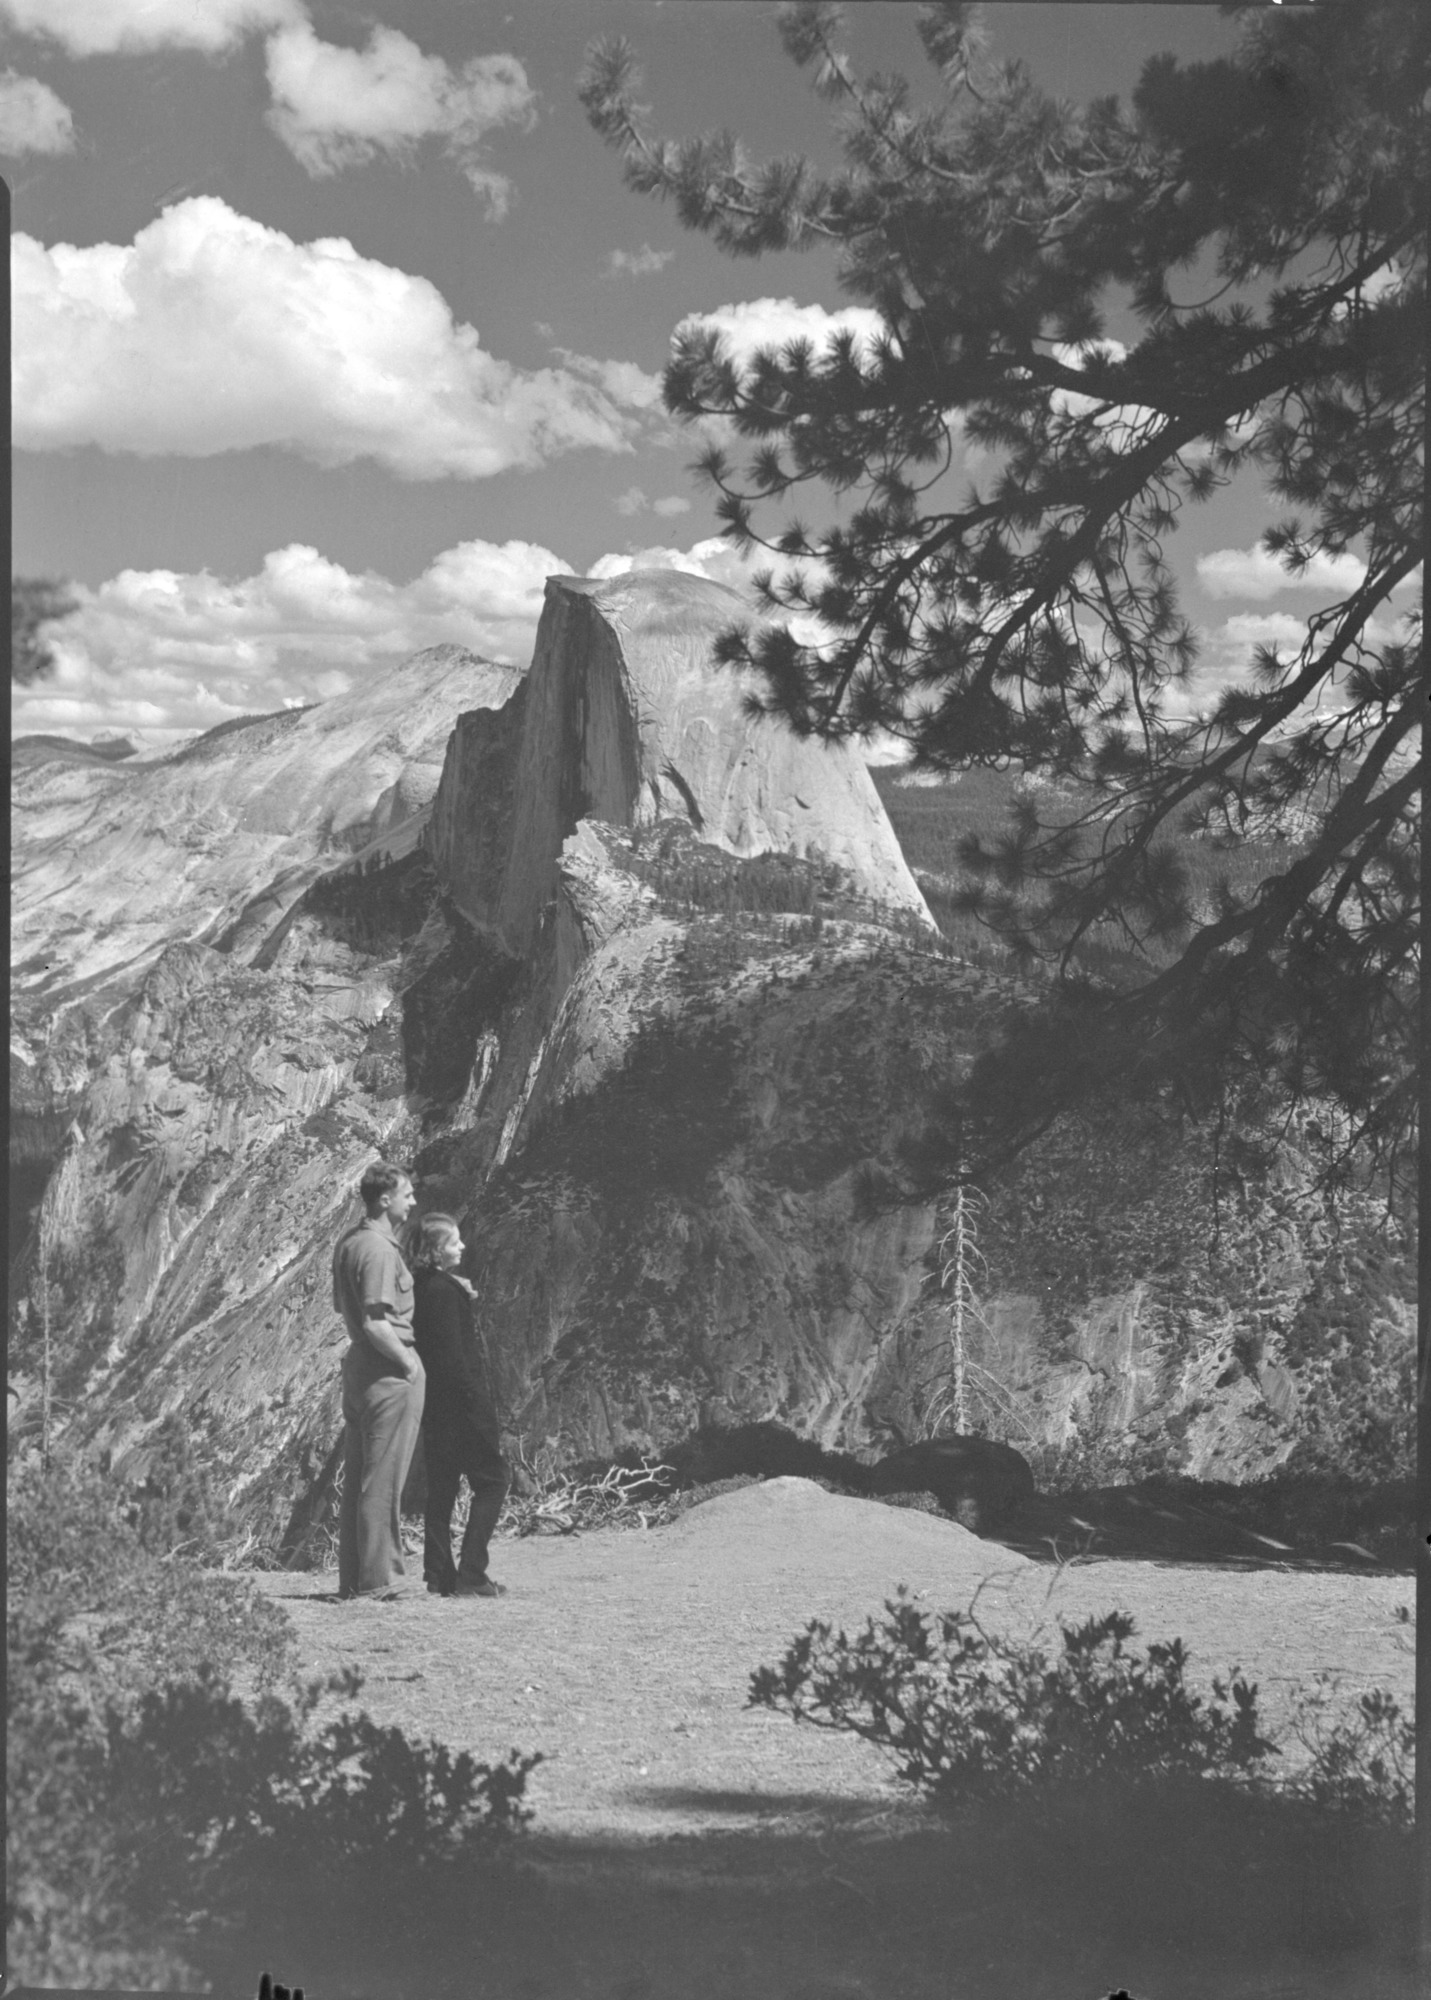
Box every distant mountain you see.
[869,760,1307,976]
[11,732,140,769]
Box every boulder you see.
[663,1421,868,1494]
[868,1436,1037,1534]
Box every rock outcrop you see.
[10,571,1412,1555]
[12,644,519,1013]
[428,570,931,956]
[10,647,519,1240]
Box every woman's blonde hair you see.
[405,1211,462,1272]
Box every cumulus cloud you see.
[1196,544,1371,601]
[613,486,691,519]
[264,22,534,212]
[1046,338,1167,453]
[10,530,879,752]
[11,537,574,749]
[1173,602,1419,723]
[13,197,661,477]
[547,345,665,413]
[1051,340,1289,479]
[0,70,76,154]
[587,534,765,594]
[1331,257,1413,319]
[587,534,832,644]
[674,297,887,373]
[1152,613,1311,724]
[0,0,302,56]
[609,244,674,277]
[1205,610,1312,656]
[1047,341,1263,465]
[1048,339,1128,413]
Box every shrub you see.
[751,1589,1412,1830]
[1284,1676,1414,1823]
[9,1446,541,1987]
[9,1447,293,1982]
[118,1410,248,1564]
[11,1655,541,1987]
[749,1590,1277,1803]
[9,1447,298,1711]
[101,1669,539,1895]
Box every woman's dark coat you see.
[410,1268,499,1442]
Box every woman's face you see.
[437,1228,464,1271]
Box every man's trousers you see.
[339,1346,425,1596]
[422,1417,509,1593]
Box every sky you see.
[5,0,1407,751]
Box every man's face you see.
[384,1178,415,1226]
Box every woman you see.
[405,1212,509,1598]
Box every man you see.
[331,1161,425,1600]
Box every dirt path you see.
[254,1478,1413,1841]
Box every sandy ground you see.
[253,1478,1413,1842]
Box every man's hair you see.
[405,1211,462,1272]
[359,1160,408,1217]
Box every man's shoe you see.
[426,1580,454,1596]
[452,1578,506,1598]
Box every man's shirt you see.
[332,1219,416,1353]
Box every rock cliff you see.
[12,643,519,1012]
[10,572,1412,1554]
[427,570,931,957]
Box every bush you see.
[12,1652,542,1986]
[751,1589,1413,1830]
[8,1446,541,1987]
[1284,1675,1414,1823]
[117,1410,252,1564]
[750,1590,1278,1803]
[101,1669,539,1895]
[9,1446,298,1710]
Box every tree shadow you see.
[622,1784,912,1825]
[191,1779,1417,2000]
[1002,1480,1413,1572]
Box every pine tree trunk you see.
[39,1236,52,1471]
[949,1189,969,1434]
